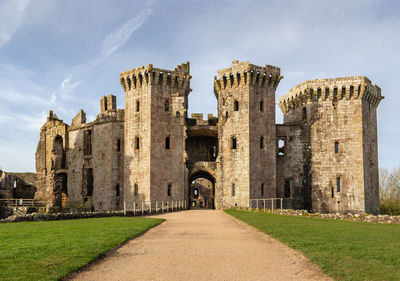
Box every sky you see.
[0,0,399,172]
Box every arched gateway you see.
[186,114,218,209]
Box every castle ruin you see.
[31,60,383,214]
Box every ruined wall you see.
[34,111,68,206]
[279,77,383,214]
[67,98,124,211]
[214,61,282,208]
[121,63,190,207]
[0,170,37,199]
[276,125,311,209]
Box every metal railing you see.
[249,198,283,211]
[0,199,47,207]
[123,200,187,215]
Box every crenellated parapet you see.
[120,62,192,93]
[278,76,384,114]
[214,60,283,98]
[186,113,218,126]
[94,109,124,125]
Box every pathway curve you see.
[68,210,331,281]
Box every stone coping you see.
[0,209,185,223]
[236,208,400,224]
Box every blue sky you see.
[0,0,399,172]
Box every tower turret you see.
[214,60,283,208]
[121,63,191,206]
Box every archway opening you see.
[189,171,215,209]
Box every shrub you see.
[380,198,400,215]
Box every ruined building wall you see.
[214,61,282,208]
[34,111,68,206]
[276,125,311,209]
[121,63,190,207]
[279,77,383,214]
[67,96,124,211]
[0,170,37,199]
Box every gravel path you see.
[68,210,332,281]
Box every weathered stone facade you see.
[30,61,383,214]
[278,76,383,214]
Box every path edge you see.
[62,219,166,281]
[222,209,333,281]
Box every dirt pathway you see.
[68,210,331,281]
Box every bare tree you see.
[380,168,390,200]
[388,167,400,199]
[380,167,400,200]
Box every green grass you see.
[0,217,163,281]
[225,209,400,281]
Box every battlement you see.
[100,95,116,112]
[186,113,218,126]
[120,62,191,92]
[214,60,283,97]
[278,76,384,114]
[95,109,124,124]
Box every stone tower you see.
[278,76,383,214]
[121,63,191,207]
[214,61,282,208]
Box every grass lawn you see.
[0,217,163,281]
[225,209,400,281]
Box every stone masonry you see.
[30,61,383,214]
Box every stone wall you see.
[214,61,282,208]
[121,63,190,208]
[278,76,383,214]
[67,99,124,211]
[276,125,311,209]
[0,170,37,199]
[34,111,68,206]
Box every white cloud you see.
[97,0,153,64]
[55,0,154,100]
[0,0,30,47]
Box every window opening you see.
[261,183,264,197]
[231,183,236,196]
[278,138,285,156]
[168,183,172,197]
[135,137,140,149]
[336,177,341,192]
[260,100,264,112]
[260,136,264,149]
[231,137,237,149]
[84,130,92,156]
[116,184,120,197]
[117,139,121,152]
[136,100,140,112]
[284,180,290,197]
[234,100,239,111]
[165,99,169,111]
[335,141,339,154]
[165,136,171,150]
[302,107,307,120]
